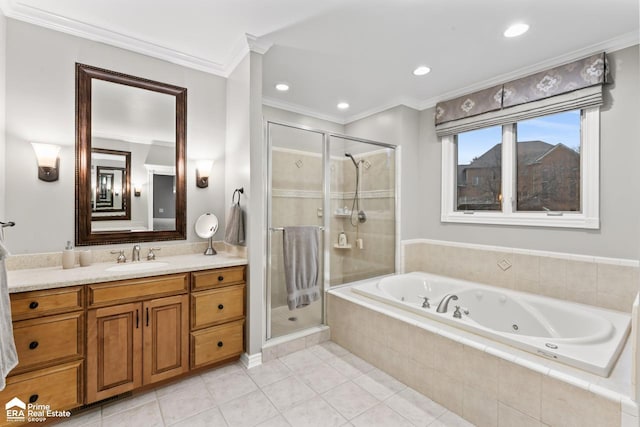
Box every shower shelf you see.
[333,244,352,249]
[334,211,352,218]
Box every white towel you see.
[282,226,320,310]
[0,240,17,390]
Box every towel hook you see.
[232,187,244,205]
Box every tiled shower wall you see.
[271,148,395,308]
[402,240,640,312]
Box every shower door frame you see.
[265,120,399,342]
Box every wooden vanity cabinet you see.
[190,266,246,369]
[5,264,246,414]
[86,274,189,403]
[0,287,85,427]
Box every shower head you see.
[345,152,359,169]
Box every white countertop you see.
[7,252,247,293]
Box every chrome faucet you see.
[132,244,141,262]
[436,294,458,313]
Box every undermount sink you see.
[105,262,170,272]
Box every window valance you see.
[434,53,607,137]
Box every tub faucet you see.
[436,294,458,313]
[132,244,141,262]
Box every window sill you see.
[441,212,599,229]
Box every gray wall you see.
[418,45,640,260]
[4,19,227,253]
[344,105,422,240]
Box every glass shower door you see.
[267,123,326,339]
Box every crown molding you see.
[246,33,272,54]
[0,0,234,76]
[416,31,640,110]
[263,96,347,125]
[343,97,421,124]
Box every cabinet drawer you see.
[191,284,244,330]
[190,320,244,369]
[10,287,83,321]
[88,273,188,307]
[12,312,84,374]
[191,266,245,291]
[0,361,83,425]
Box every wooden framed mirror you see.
[76,63,187,245]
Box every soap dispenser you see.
[62,240,75,269]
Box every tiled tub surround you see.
[328,287,640,427]
[353,272,631,377]
[402,239,640,313]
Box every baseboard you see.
[240,352,262,369]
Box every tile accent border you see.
[401,239,640,312]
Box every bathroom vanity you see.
[0,255,246,424]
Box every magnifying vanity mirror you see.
[195,213,219,255]
[75,63,187,245]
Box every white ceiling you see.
[2,0,638,123]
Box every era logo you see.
[5,397,26,422]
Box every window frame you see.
[441,107,599,229]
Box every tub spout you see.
[436,294,458,313]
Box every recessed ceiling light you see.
[275,83,289,91]
[337,102,350,110]
[413,66,431,76]
[504,23,529,38]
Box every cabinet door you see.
[86,302,142,403]
[143,294,189,385]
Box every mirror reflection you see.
[92,149,130,220]
[76,63,187,245]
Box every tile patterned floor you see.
[59,342,473,427]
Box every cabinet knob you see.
[217,341,223,348]
[29,341,39,350]
[218,304,224,310]
[29,301,39,309]
[217,276,224,282]
[29,394,38,403]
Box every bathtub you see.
[352,272,630,377]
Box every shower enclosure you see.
[266,121,397,340]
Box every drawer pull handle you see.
[29,301,39,309]
[218,304,224,310]
[146,307,149,327]
[29,394,38,403]
[29,341,39,350]
[217,341,223,348]
[218,276,224,282]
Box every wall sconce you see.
[133,183,141,197]
[196,160,213,188]
[31,142,61,182]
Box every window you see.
[441,107,599,229]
